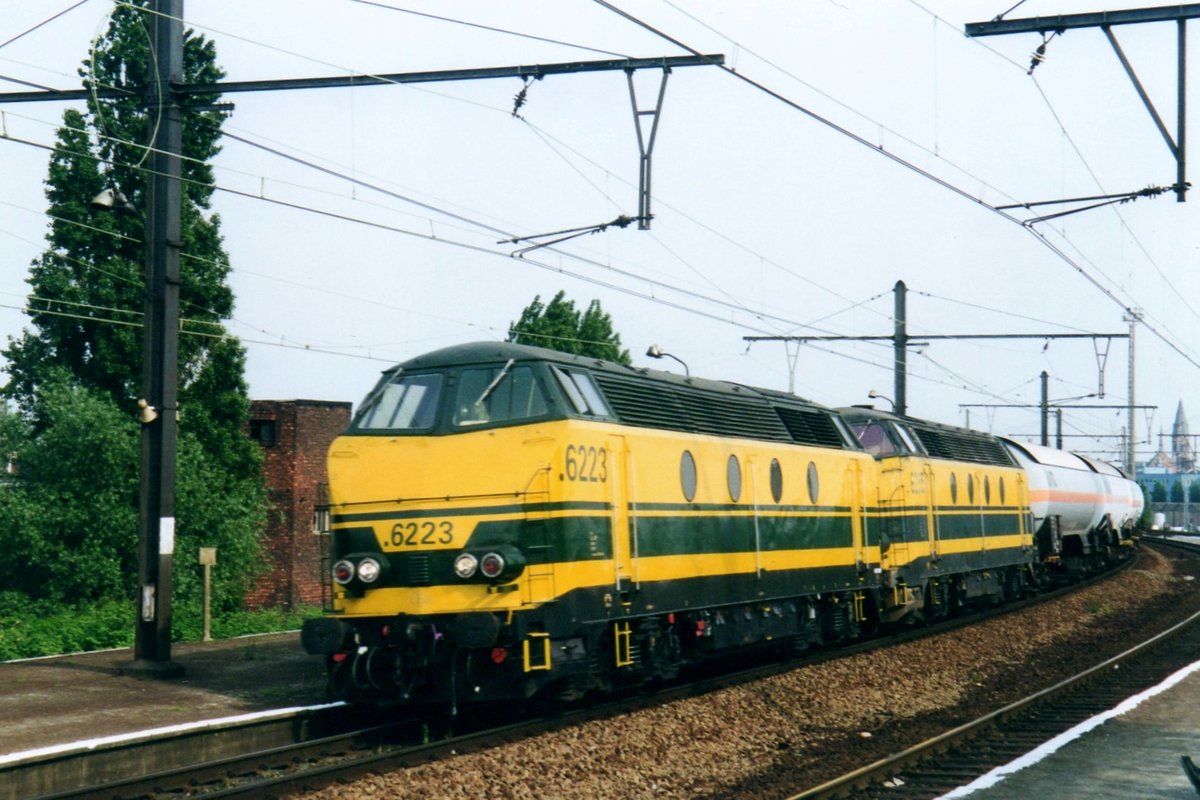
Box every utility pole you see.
[894,280,908,417]
[967,401,1156,452]
[1040,371,1049,446]
[126,0,184,678]
[1126,310,1140,476]
[744,281,1127,417]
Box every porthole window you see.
[984,475,991,504]
[950,473,958,504]
[968,474,976,504]
[680,450,698,503]
[806,461,819,504]
[1000,477,1007,505]
[727,455,742,502]
[769,459,783,504]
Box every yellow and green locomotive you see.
[300,342,1034,707]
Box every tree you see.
[0,2,265,614]
[508,290,631,364]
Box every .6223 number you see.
[390,520,454,546]
[565,444,608,483]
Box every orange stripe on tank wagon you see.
[1027,489,1127,505]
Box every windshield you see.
[453,365,547,426]
[354,373,444,431]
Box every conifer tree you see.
[0,2,265,614]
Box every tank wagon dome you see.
[1000,437,1094,471]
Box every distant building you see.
[1174,401,1195,473]
[1140,399,1199,530]
[245,399,351,609]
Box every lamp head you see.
[137,398,158,424]
[91,188,136,215]
[646,344,663,358]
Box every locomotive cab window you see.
[355,373,444,431]
[453,365,548,427]
[892,425,920,454]
[551,367,611,418]
[850,421,903,458]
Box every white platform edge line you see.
[936,658,1200,798]
[0,701,345,766]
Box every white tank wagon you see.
[1000,438,1141,576]
[1075,454,1145,533]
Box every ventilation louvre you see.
[592,374,848,449]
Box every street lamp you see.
[868,389,896,412]
[646,344,689,376]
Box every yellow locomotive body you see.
[840,408,1034,622]
[301,343,1036,706]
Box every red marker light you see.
[490,647,508,664]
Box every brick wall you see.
[244,400,351,610]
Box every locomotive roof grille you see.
[775,407,849,449]
[592,373,848,448]
[909,426,1014,466]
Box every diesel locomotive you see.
[300,341,1142,708]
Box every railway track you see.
[12,553,1143,800]
[789,537,1200,799]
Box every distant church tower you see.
[1174,401,1195,472]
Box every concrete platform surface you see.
[0,632,327,758]
[940,658,1200,799]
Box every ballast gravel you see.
[295,547,1200,800]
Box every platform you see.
[941,657,1200,799]
[0,632,327,758]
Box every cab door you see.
[607,434,635,598]
[521,462,557,606]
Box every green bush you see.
[0,597,322,661]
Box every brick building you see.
[245,399,351,609]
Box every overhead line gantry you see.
[966,4,1199,202]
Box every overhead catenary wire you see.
[593,0,1200,374]
[113,0,888,320]
[0,1,93,52]
[0,3,1180,419]
[2,115,884,340]
[1,130,1029,405]
[2,4,886,331]
[343,0,632,59]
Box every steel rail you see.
[16,554,1139,799]
[788,543,1197,799]
[97,558,1138,799]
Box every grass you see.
[0,595,323,661]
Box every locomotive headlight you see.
[357,557,382,584]
[453,552,478,579]
[332,559,355,585]
[479,551,506,580]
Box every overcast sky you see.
[1,0,1197,466]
